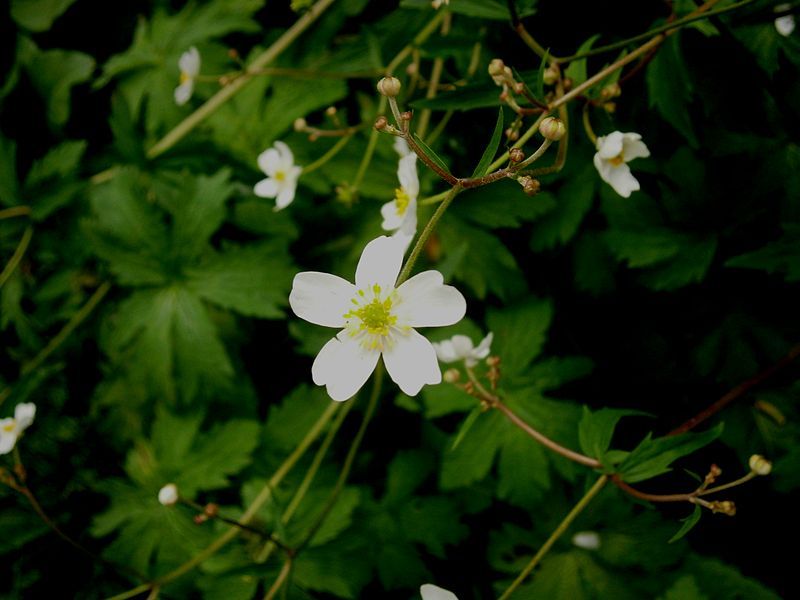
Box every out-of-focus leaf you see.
[11,0,77,31]
[470,108,504,178]
[668,505,702,544]
[647,35,698,146]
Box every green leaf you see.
[25,141,86,187]
[668,505,702,544]
[618,424,723,483]
[451,405,483,450]
[454,183,556,229]
[578,407,649,462]
[470,108,504,178]
[412,134,451,175]
[411,80,501,111]
[530,162,596,251]
[11,0,77,32]
[725,224,800,282]
[685,555,781,600]
[564,35,600,85]
[400,0,534,20]
[486,297,553,377]
[0,136,20,207]
[647,35,698,146]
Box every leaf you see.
[725,224,800,282]
[470,108,504,178]
[25,141,87,186]
[11,0,77,31]
[647,35,698,146]
[400,0,534,20]
[263,385,334,453]
[535,48,550,100]
[0,136,20,206]
[618,424,723,483]
[578,407,649,462]
[412,134,451,175]
[411,80,501,111]
[451,405,483,450]
[685,555,781,600]
[453,183,557,228]
[564,35,600,85]
[668,505,702,544]
[486,297,553,377]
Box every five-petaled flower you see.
[421,584,458,600]
[289,236,466,401]
[593,131,649,198]
[433,332,493,368]
[254,141,302,210]
[0,403,36,455]
[174,47,201,106]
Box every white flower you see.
[572,531,601,550]
[433,332,493,368]
[775,4,795,36]
[174,47,201,106]
[289,236,466,401]
[254,141,302,210]
[158,483,179,506]
[421,584,458,600]
[593,131,650,198]
[0,402,36,455]
[381,153,419,233]
[431,0,450,9]
[394,137,412,157]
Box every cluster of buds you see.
[194,502,220,525]
[517,175,541,196]
[598,82,621,113]
[486,355,501,390]
[708,500,737,516]
[702,464,722,489]
[489,59,523,94]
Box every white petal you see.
[355,236,404,291]
[621,133,650,161]
[399,198,418,237]
[607,163,640,198]
[392,228,415,256]
[383,330,441,396]
[254,177,279,198]
[0,420,17,455]
[420,583,459,600]
[397,154,419,199]
[381,201,404,231]
[449,335,475,357]
[288,165,303,180]
[572,531,601,550]
[433,339,459,363]
[14,403,35,432]
[395,271,466,328]
[257,148,281,176]
[174,82,193,106]
[596,131,624,159]
[179,47,201,77]
[393,137,411,157]
[312,334,380,401]
[776,14,795,36]
[275,180,297,210]
[593,152,614,184]
[273,141,295,168]
[474,331,494,359]
[290,272,356,328]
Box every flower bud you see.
[443,368,461,383]
[377,76,402,97]
[400,111,413,122]
[603,102,617,114]
[509,148,525,163]
[542,65,559,86]
[158,483,179,506]
[600,82,621,100]
[374,116,389,131]
[505,127,519,142]
[572,531,601,550]
[518,175,541,196]
[539,116,566,141]
[709,500,736,516]
[325,105,337,117]
[749,454,772,476]
[293,117,307,132]
[203,502,220,517]
[488,59,506,78]
[486,356,501,367]
[562,77,573,91]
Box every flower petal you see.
[355,236,404,291]
[383,330,441,396]
[290,272,356,328]
[393,137,411,157]
[607,163,639,198]
[254,177,279,198]
[474,332,494,359]
[312,334,380,401]
[179,47,201,77]
[395,270,466,328]
[397,154,419,199]
[257,148,281,175]
[273,140,295,167]
[593,152,614,184]
[622,133,650,161]
[14,403,35,431]
[420,584,459,600]
[381,201,404,231]
[0,419,17,455]
[174,82,193,106]
[432,339,458,363]
[596,131,624,159]
[275,181,297,210]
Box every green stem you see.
[497,475,608,600]
[0,226,33,289]
[145,0,337,159]
[105,402,340,600]
[396,184,461,285]
[0,206,31,220]
[263,559,293,600]
[302,135,353,174]
[296,363,383,551]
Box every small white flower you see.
[381,153,419,233]
[0,402,36,455]
[431,0,450,9]
[289,236,467,401]
[394,137,412,157]
[254,141,302,210]
[433,332,493,368]
[593,131,650,198]
[572,531,601,550]
[174,47,201,106]
[775,4,795,36]
[158,483,179,506]
[421,584,458,600]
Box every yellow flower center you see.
[179,71,191,84]
[275,170,286,182]
[2,420,16,433]
[394,188,410,215]
[343,285,400,349]
[609,152,625,167]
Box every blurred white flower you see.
[158,483,179,506]
[572,530,601,550]
[593,131,649,198]
[433,332,493,368]
[289,236,466,401]
[0,402,36,455]
[775,4,795,36]
[431,0,450,9]
[174,47,201,106]
[421,584,458,600]
[254,141,302,210]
